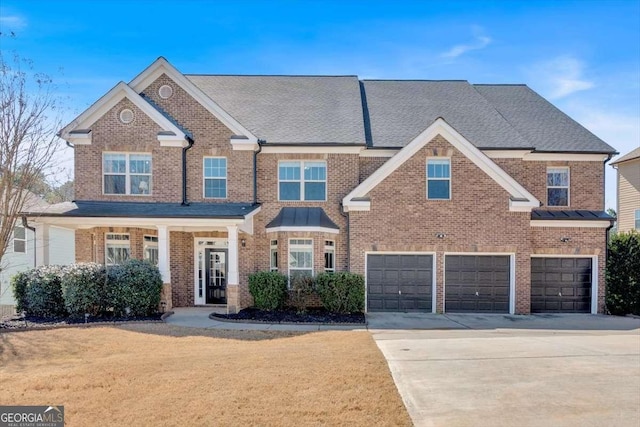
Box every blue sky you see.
[1,0,639,208]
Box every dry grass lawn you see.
[0,324,411,426]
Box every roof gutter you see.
[253,139,264,205]
[182,136,194,206]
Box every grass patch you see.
[0,324,411,426]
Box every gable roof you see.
[610,147,640,165]
[59,82,187,145]
[342,118,540,212]
[186,75,366,145]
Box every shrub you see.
[26,265,67,317]
[248,271,288,311]
[61,263,109,318]
[606,230,640,316]
[11,266,66,317]
[11,271,30,313]
[289,273,316,314]
[109,259,162,316]
[316,272,365,314]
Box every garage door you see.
[445,255,510,313]
[367,254,433,312]
[531,257,592,313]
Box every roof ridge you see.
[473,83,528,86]
[186,74,359,78]
[362,79,468,82]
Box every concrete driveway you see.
[369,313,640,427]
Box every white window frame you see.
[102,152,152,196]
[203,156,228,199]
[547,167,570,207]
[278,161,327,201]
[426,158,451,200]
[324,240,335,272]
[105,233,130,265]
[288,238,314,279]
[143,235,159,265]
[13,225,26,253]
[270,240,278,271]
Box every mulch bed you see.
[0,313,164,330]
[211,307,365,324]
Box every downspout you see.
[21,216,36,268]
[339,203,350,271]
[602,152,615,315]
[182,136,194,206]
[253,140,264,205]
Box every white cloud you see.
[531,56,594,99]
[441,27,491,59]
[0,13,27,31]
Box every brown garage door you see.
[445,255,510,313]
[367,254,433,312]
[531,257,592,313]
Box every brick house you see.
[24,57,616,314]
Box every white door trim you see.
[443,252,516,315]
[193,237,229,306]
[530,254,598,314]
[364,251,437,313]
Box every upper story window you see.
[635,209,640,230]
[547,167,569,206]
[105,233,130,265]
[203,157,227,199]
[427,159,451,200]
[103,153,152,195]
[279,161,326,201]
[289,238,313,278]
[143,235,159,265]
[13,226,26,253]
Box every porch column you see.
[157,225,172,310]
[157,225,171,283]
[34,223,50,266]
[227,225,239,285]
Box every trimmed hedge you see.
[606,230,640,316]
[109,259,163,316]
[315,272,364,314]
[12,265,67,318]
[289,273,315,314]
[248,271,288,311]
[61,263,108,318]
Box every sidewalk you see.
[164,307,366,331]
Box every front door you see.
[205,249,227,304]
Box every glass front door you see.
[205,249,227,304]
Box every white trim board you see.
[483,151,609,162]
[342,118,540,212]
[129,57,257,142]
[364,251,437,314]
[59,82,187,145]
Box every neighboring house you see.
[23,57,616,315]
[0,193,75,310]
[611,147,640,232]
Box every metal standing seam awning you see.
[265,207,339,234]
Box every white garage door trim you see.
[443,252,516,314]
[365,251,437,313]
[531,254,598,314]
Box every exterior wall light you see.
[560,237,571,243]
[436,233,446,239]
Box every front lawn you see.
[0,324,411,426]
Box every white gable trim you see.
[342,118,540,212]
[59,82,187,145]
[129,57,258,143]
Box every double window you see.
[203,157,227,199]
[288,239,313,277]
[13,226,26,253]
[143,235,159,265]
[547,167,569,206]
[279,161,326,201]
[427,159,451,200]
[105,233,130,265]
[103,153,152,195]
